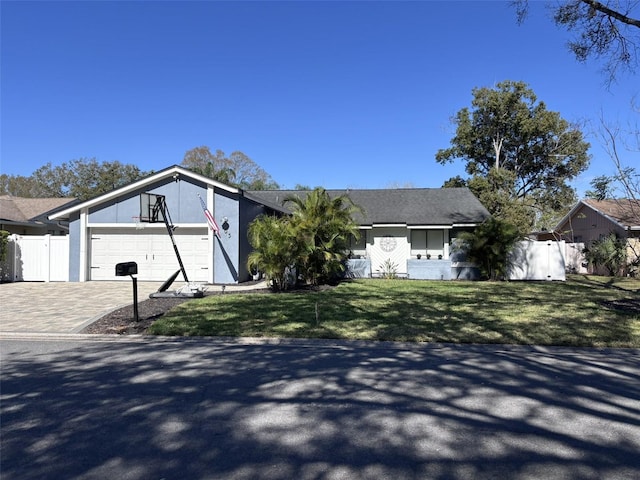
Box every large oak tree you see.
[436,80,591,232]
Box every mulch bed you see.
[81,297,192,335]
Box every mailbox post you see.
[115,262,139,322]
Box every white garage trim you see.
[79,208,88,282]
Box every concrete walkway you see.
[0,281,267,334]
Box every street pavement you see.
[1,336,639,480]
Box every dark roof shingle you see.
[247,188,490,226]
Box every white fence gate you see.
[0,235,69,282]
[507,240,566,281]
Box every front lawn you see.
[148,275,640,347]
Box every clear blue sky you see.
[1,1,637,194]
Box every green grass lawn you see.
[148,275,640,347]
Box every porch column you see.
[444,229,450,259]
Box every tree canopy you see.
[0,158,146,201]
[181,146,279,190]
[436,80,591,232]
[512,0,640,82]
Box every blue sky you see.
[1,1,638,195]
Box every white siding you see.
[370,227,409,276]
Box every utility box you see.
[115,261,138,276]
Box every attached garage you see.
[89,227,210,281]
[47,166,279,284]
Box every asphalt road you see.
[1,336,639,480]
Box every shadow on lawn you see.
[1,339,639,480]
[150,279,639,347]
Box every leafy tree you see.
[284,188,362,286]
[0,174,45,197]
[441,175,468,188]
[247,215,298,291]
[437,80,590,233]
[0,159,146,200]
[455,218,522,281]
[585,175,617,200]
[512,0,640,82]
[583,232,628,275]
[182,146,279,190]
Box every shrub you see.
[583,233,628,276]
[455,218,521,280]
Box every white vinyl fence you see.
[0,235,69,282]
[507,240,567,281]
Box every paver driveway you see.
[0,281,163,333]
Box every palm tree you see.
[284,188,362,286]
[456,218,521,280]
[247,215,298,291]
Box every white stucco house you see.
[48,165,491,283]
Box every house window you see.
[410,230,427,257]
[349,230,367,258]
[427,230,444,258]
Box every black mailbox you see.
[115,261,138,276]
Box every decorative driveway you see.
[0,281,163,333]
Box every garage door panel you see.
[90,228,209,281]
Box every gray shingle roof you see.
[246,188,490,226]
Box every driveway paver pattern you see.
[0,281,165,333]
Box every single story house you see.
[48,165,491,283]
[1,195,76,235]
[551,198,640,274]
[249,188,490,280]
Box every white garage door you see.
[90,228,210,282]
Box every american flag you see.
[198,195,220,237]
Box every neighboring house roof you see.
[0,196,76,226]
[247,188,490,227]
[583,198,640,230]
[49,165,241,221]
[556,198,640,233]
